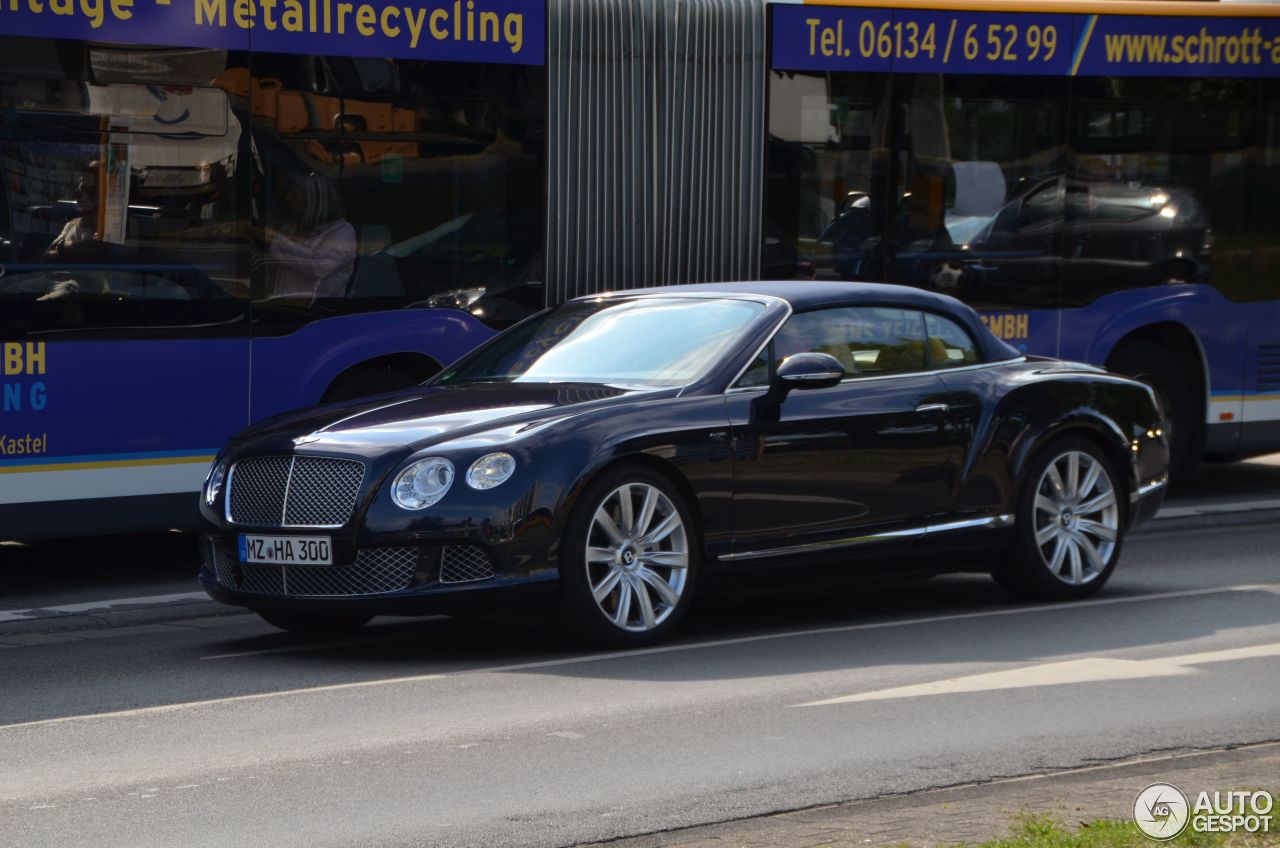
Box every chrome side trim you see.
[787,370,845,382]
[724,356,1028,395]
[720,514,1014,562]
[1135,475,1169,500]
[924,514,1015,535]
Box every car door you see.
[724,305,955,562]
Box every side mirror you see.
[771,352,845,401]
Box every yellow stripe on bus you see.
[801,0,1280,18]
[1211,395,1280,404]
[0,455,216,475]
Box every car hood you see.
[227,382,671,459]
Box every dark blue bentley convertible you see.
[199,282,1169,645]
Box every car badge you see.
[292,434,321,446]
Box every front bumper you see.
[199,535,557,615]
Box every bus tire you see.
[1109,339,1195,481]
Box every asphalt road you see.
[1,523,1277,848]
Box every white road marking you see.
[0,675,440,731]
[0,592,208,623]
[795,643,1280,707]
[4,583,1277,732]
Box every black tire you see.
[1109,340,1195,480]
[558,466,699,647]
[256,610,373,636]
[994,437,1126,601]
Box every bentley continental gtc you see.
[199,282,1169,645]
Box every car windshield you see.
[436,296,765,387]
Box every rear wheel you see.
[558,467,698,646]
[1109,339,1195,480]
[995,438,1125,600]
[256,610,373,636]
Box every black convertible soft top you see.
[595,280,1023,364]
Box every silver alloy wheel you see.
[585,482,689,632]
[1033,450,1120,585]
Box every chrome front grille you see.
[227,456,364,527]
[211,543,418,597]
[439,544,496,584]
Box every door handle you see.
[915,403,949,415]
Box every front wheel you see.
[256,610,373,636]
[558,467,698,646]
[995,438,1126,601]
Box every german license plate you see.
[238,535,332,565]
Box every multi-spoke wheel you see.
[996,438,1127,600]
[560,467,697,645]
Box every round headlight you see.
[204,459,228,507]
[466,452,517,490]
[392,457,455,510]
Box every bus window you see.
[246,53,546,332]
[765,70,889,281]
[0,78,249,334]
[888,74,1068,309]
[1066,77,1241,304]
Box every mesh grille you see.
[283,459,365,526]
[211,545,417,597]
[227,456,365,527]
[227,457,291,525]
[440,545,497,584]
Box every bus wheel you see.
[321,365,423,403]
[1109,340,1195,480]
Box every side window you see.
[764,306,928,379]
[737,346,771,388]
[924,313,981,369]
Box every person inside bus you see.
[42,162,110,265]
[263,169,356,303]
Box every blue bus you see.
[2,0,1279,539]
[0,7,547,537]
[766,0,1280,479]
